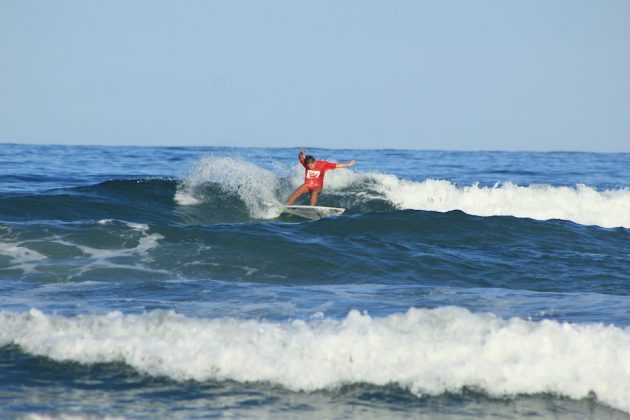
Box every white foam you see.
[176,157,282,219]
[63,232,166,278]
[0,242,48,274]
[0,242,47,262]
[55,233,161,263]
[0,221,168,277]
[173,189,201,205]
[1,307,629,413]
[344,172,630,228]
[126,222,149,232]
[22,414,124,420]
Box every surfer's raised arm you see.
[298,148,307,165]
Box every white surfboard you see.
[281,205,345,220]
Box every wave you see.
[0,178,179,224]
[1,156,629,228]
[370,177,630,229]
[173,156,398,219]
[174,157,630,228]
[174,156,285,219]
[1,307,629,413]
[2,210,628,292]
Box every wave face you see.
[2,308,629,414]
[1,210,628,296]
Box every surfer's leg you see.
[287,184,309,205]
[309,188,321,206]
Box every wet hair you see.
[304,155,315,165]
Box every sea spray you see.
[175,156,282,219]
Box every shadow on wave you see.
[0,179,179,224]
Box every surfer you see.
[287,148,356,206]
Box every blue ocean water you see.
[0,143,629,419]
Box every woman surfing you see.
[287,148,356,206]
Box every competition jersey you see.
[300,156,337,189]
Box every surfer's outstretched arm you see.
[335,160,356,169]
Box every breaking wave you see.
[1,307,629,413]
[175,156,630,228]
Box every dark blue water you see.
[1,144,629,419]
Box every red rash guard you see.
[300,155,337,190]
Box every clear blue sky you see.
[1,0,629,151]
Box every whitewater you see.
[2,307,630,413]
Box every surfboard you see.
[280,205,345,220]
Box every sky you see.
[1,0,629,152]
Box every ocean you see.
[0,143,629,419]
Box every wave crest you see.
[371,177,630,228]
[175,157,282,219]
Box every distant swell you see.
[1,307,629,413]
[0,178,179,224]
